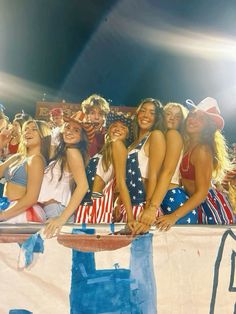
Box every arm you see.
[0,155,44,220]
[139,130,183,227]
[44,148,88,238]
[145,130,166,205]
[156,144,213,231]
[112,140,136,229]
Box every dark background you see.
[0,0,235,142]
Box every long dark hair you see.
[132,98,166,139]
[49,127,88,181]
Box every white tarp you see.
[0,225,235,314]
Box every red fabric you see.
[8,142,19,154]
[180,150,195,180]
[26,206,43,222]
[88,129,105,157]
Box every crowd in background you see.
[0,94,235,237]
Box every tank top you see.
[4,159,28,187]
[180,149,195,180]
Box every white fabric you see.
[170,150,183,185]
[50,127,61,146]
[38,161,72,206]
[96,156,114,185]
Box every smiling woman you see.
[38,113,90,238]
[0,120,51,223]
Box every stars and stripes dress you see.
[197,188,235,224]
[74,154,114,224]
[119,135,149,222]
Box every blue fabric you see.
[0,196,10,211]
[4,159,28,187]
[9,310,32,314]
[20,233,44,267]
[81,155,100,204]
[126,136,147,206]
[161,187,198,224]
[70,229,157,313]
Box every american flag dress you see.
[119,135,149,222]
[75,154,114,223]
[197,188,235,224]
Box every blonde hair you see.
[18,120,51,162]
[164,102,188,133]
[213,130,233,183]
[81,94,110,115]
[100,132,113,172]
[228,183,236,214]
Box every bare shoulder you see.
[112,140,127,157]
[166,129,183,145]
[166,129,182,140]
[149,129,165,140]
[192,144,213,162]
[66,147,82,158]
[27,154,45,165]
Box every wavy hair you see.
[18,120,51,163]
[184,114,232,182]
[132,98,166,140]
[49,126,88,182]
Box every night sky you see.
[0,0,235,142]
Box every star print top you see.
[81,153,113,204]
[126,134,150,206]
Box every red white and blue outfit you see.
[180,148,235,224]
[75,154,114,223]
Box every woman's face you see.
[137,102,156,131]
[109,121,128,141]
[186,110,207,135]
[63,121,81,144]
[23,122,41,148]
[164,106,183,130]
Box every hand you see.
[112,203,123,223]
[0,212,6,222]
[132,221,151,235]
[127,219,139,233]
[43,217,65,239]
[156,213,178,231]
[138,207,157,226]
[0,128,12,149]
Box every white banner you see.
[0,225,235,314]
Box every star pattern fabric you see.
[126,136,147,206]
[161,187,198,224]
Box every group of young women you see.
[0,96,235,238]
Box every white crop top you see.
[170,150,183,185]
[38,160,73,206]
[96,156,114,185]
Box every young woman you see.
[136,102,198,234]
[0,120,51,223]
[113,98,166,232]
[8,112,32,155]
[75,110,132,224]
[156,97,235,231]
[38,113,90,238]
